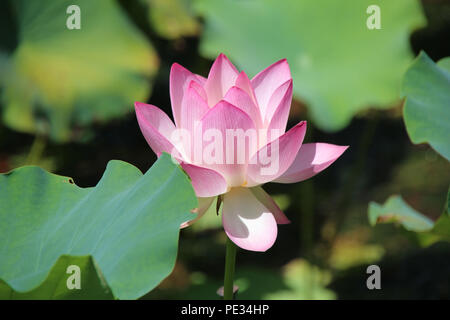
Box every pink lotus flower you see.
[135,53,348,252]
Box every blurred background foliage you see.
[194,0,426,131]
[0,0,449,299]
[1,0,158,142]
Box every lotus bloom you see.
[135,54,347,252]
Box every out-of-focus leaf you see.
[194,0,425,131]
[401,51,450,161]
[160,260,335,300]
[329,232,385,270]
[0,153,197,299]
[147,267,288,300]
[368,195,434,232]
[190,197,221,231]
[144,0,200,39]
[271,194,290,212]
[432,188,450,239]
[0,0,158,142]
[264,259,336,300]
[369,192,450,241]
[10,153,56,173]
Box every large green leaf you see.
[0,0,158,141]
[194,0,425,131]
[0,153,197,299]
[402,52,450,161]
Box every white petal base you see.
[222,187,277,252]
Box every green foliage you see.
[368,51,450,244]
[0,0,158,142]
[263,259,335,300]
[369,195,434,232]
[432,188,450,239]
[0,153,197,299]
[164,260,335,300]
[0,256,113,299]
[369,191,450,241]
[194,0,425,131]
[329,238,385,271]
[402,52,450,161]
[190,197,222,231]
[144,0,200,39]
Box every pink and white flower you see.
[135,53,348,252]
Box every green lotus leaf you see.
[368,195,434,232]
[194,0,425,131]
[369,191,450,240]
[0,0,158,141]
[0,256,114,299]
[0,153,197,299]
[402,51,450,161]
[144,0,200,39]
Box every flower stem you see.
[223,236,237,300]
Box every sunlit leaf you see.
[194,0,425,131]
[368,195,434,232]
[0,153,197,299]
[144,0,200,39]
[263,259,336,300]
[402,51,450,161]
[0,0,158,142]
[329,236,385,270]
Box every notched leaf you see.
[0,154,197,299]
